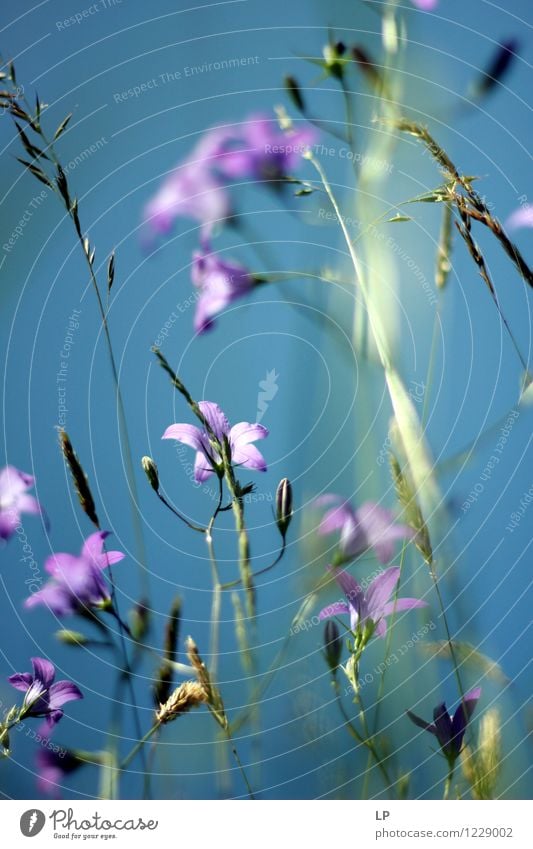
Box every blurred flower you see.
[162,401,268,483]
[411,0,438,9]
[316,495,413,563]
[142,128,232,243]
[218,114,316,182]
[191,244,254,333]
[0,465,42,541]
[36,747,83,796]
[318,565,427,639]
[8,657,82,729]
[506,205,533,231]
[407,688,482,764]
[25,531,124,615]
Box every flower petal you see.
[162,423,205,450]
[48,680,83,710]
[462,688,482,722]
[229,422,268,447]
[406,709,436,734]
[8,672,33,692]
[231,443,267,472]
[317,601,350,621]
[194,451,215,483]
[198,402,230,441]
[382,597,428,616]
[31,657,56,688]
[331,566,363,610]
[365,567,400,620]
[433,702,453,751]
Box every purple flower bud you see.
[275,478,293,538]
[324,620,342,671]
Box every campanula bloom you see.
[411,0,438,8]
[191,244,255,333]
[407,688,482,763]
[218,114,316,183]
[163,401,268,483]
[0,465,42,541]
[318,565,427,639]
[142,128,232,242]
[8,657,82,729]
[316,495,413,563]
[36,747,82,796]
[25,531,124,615]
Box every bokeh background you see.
[1,0,532,799]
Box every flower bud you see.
[284,75,305,112]
[324,620,342,671]
[141,456,159,492]
[55,629,88,646]
[275,478,293,539]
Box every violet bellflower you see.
[0,465,42,541]
[142,128,232,243]
[316,495,413,564]
[24,531,124,615]
[407,688,482,764]
[162,401,268,483]
[217,114,316,183]
[506,205,533,231]
[36,747,83,796]
[191,243,255,333]
[411,0,438,9]
[318,565,427,640]
[8,657,82,729]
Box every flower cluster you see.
[143,114,315,333]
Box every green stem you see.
[443,762,455,800]
[120,722,161,771]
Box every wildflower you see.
[8,657,82,729]
[162,401,268,483]
[36,747,83,796]
[25,531,124,615]
[316,495,413,564]
[411,0,438,8]
[191,244,255,333]
[218,114,315,183]
[142,128,232,242]
[407,688,482,764]
[0,465,42,541]
[506,205,533,231]
[318,565,427,639]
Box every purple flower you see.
[0,465,42,541]
[411,0,438,9]
[162,401,268,483]
[218,114,316,183]
[317,495,413,564]
[407,688,482,763]
[8,657,82,729]
[318,565,427,639]
[36,747,82,796]
[142,128,232,243]
[25,531,124,615]
[191,243,254,333]
[506,205,533,231]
